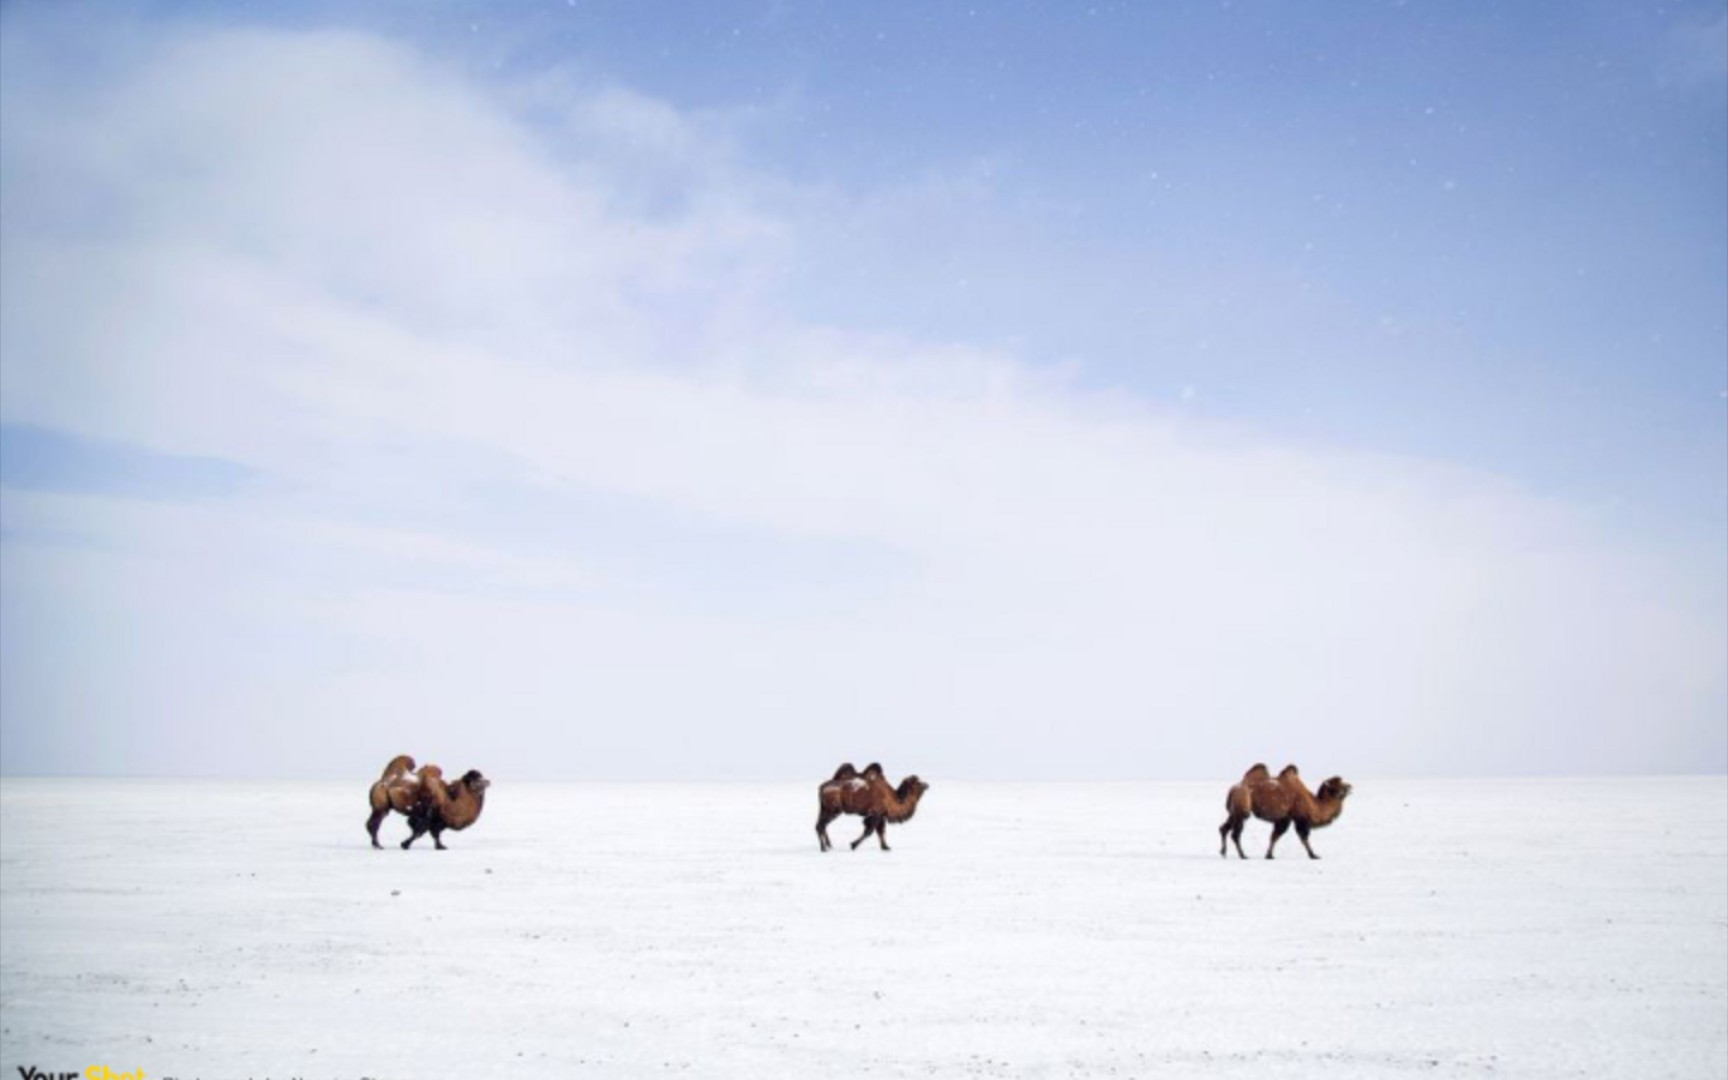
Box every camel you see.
[365,755,491,850]
[815,767,929,852]
[1218,763,1352,860]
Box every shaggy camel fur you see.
[365,754,422,847]
[365,755,491,850]
[1218,763,1353,860]
[815,768,929,852]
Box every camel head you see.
[896,775,929,801]
[1316,776,1352,802]
[458,769,490,794]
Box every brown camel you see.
[815,767,929,852]
[365,755,491,850]
[1218,763,1352,860]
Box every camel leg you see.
[1294,821,1320,859]
[849,816,878,851]
[1219,814,1249,858]
[431,823,448,851]
[402,818,429,850]
[853,815,891,850]
[816,809,838,852]
[366,807,388,849]
[875,818,891,852]
[1265,819,1290,859]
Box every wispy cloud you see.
[1,13,1721,779]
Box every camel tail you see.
[379,754,416,782]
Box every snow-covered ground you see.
[2,777,1724,1079]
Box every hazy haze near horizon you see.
[1,2,1723,780]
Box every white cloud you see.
[1,14,1721,779]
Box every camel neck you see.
[883,790,922,824]
[1309,797,1345,827]
[439,786,484,829]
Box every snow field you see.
[2,777,1724,1078]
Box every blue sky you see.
[1,1,1723,779]
[340,0,1728,511]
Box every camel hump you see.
[1242,762,1270,781]
[417,764,445,785]
[861,762,885,779]
[831,762,859,782]
[1277,764,1301,780]
[380,754,416,781]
